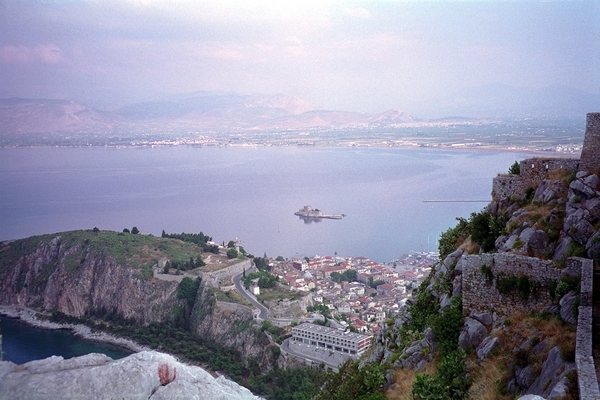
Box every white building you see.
[291,323,372,355]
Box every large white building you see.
[291,323,372,355]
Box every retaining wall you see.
[201,259,252,288]
[573,257,600,398]
[462,253,563,316]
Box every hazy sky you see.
[1,0,598,113]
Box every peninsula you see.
[294,205,345,220]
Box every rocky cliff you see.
[192,288,275,369]
[0,231,183,324]
[0,351,260,400]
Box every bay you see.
[0,316,132,364]
[0,146,531,262]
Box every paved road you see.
[232,267,269,320]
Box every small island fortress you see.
[294,205,345,219]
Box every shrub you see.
[518,276,531,299]
[480,265,493,281]
[496,274,518,295]
[411,349,469,400]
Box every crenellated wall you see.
[491,158,579,201]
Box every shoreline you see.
[0,305,150,354]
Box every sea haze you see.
[0,146,532,262]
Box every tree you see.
[131,226,139,234]
[227,240,236,248]
[276,256,284,261]
[123,228,130,233]
[177,277,201,307]
[508,161,520,175]
[330,272,342,283]
[227,248,238,259]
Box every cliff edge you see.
[0,350,260,400]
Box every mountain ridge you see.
[0,93,413,135]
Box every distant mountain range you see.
[1,85,598,136]
[0,93,413,136]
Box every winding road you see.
[232,267,269,320]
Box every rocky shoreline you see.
[0,305,150,354]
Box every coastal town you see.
[263,251,438,335]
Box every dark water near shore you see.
[0,146,533,263]
[0,316,132,364]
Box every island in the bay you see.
[294,205,346,220]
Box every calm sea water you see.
[0,317,132,363]
[0,146,531,263]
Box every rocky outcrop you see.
[0,351,260,400]
[0,233,180,324]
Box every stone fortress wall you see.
[491,112,600,201]
[467,113,600,398]
[462,254,600,398]
[580,113,600,173]
[492,158,580,201]
[461,253,563,316]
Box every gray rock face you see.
[586,231,600,259]
[442,249,464,272]
[476,336,501,360]
[519,227,537,243]
[552,234,572,261]
[583,174,599,190]
[0,235,180,324]
[458,317,487,350]
[515,365,536,389]
[526,346,575,398]
[559,291,578,325]
[570,178,597,199]
[0,351,260,400]
[471,311,493,327]
[528,230,548,250]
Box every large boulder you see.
[559,291,578,325]
[552,234,572,261]
[526,346,575,398]
[570,178,597,200]
[476,336,501,360]
[458,317,488,350]
[515,365,536,389]
[587,232,600,263]
[0,351,260,400]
